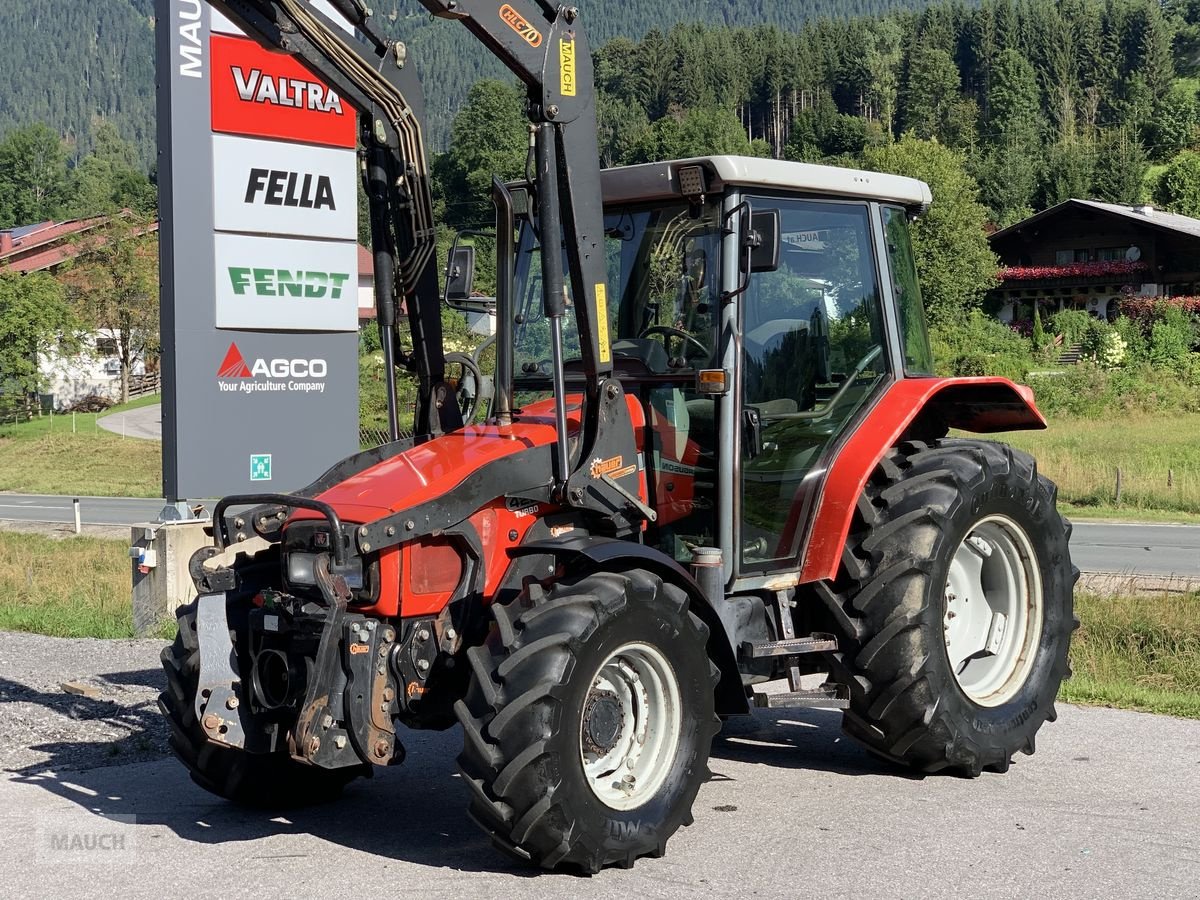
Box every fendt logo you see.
[217,343,328,394]
[245,168,336,210]
[227,267,351,299]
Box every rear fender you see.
[799,376,1046,584]
[510,539,749,716]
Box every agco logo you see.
[499,4,542,47]
[217,343,328,395]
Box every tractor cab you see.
[506,156,934,575]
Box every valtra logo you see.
[210,34,355,149]
[217,343,328,394]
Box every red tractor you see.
[161,0,1076,873]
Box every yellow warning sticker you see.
[559,38,577,97]
[595,282,611,363]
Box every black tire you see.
[158,601,364,807]
[455,569,719,872]
[821,439,1079,776]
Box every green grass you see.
[992,412,1200,522]
[0,431,161,496]
[0,397,162,497]
[0,532,138,638]
[1065,591,1200,719]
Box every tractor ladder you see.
[743,590,850,710]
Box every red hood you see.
[309,399,576,525]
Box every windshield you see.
[513,201,722,377]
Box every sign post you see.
[156,1,360,506]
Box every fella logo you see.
[245,169,336,210]
[217,343,328,382]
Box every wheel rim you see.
[579,642,681,811]
[943,515,1044,707]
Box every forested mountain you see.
[7,0,1200,230]
[0,0,156,165]
[388,0,944,146]
[0,0,939,162]
[432,0,1200,230]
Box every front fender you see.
[799,376,1045,584]
[511,538,749,716]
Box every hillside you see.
[0,0,939,161]
[0,0,156,165]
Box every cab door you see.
[736,197,892,571]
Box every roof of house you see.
[0,214,158,274]
[990,199,1200,243]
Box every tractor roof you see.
[601,155,932,211]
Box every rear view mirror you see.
[749,209,781,273]
[444,245,475,302]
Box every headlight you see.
[287,552,318,586]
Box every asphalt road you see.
[1070,521,1200,577]
[0,494,169,528]
[96,404,162,441]
[2,700,1196,899]
[1,495,1197,576]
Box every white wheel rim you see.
[943,515,1044,707]
[579,642,681,811]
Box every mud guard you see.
[510,538,749,716]
[799,376,1047,584]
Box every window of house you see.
[1096,247,1126,261]
[1054,249,1089,264]
[95,338,118,356]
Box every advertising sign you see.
[210,31,356,148]
[157,0,360,500]
[212,134,357,239]
[213,232,358,330]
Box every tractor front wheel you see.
[456,568,719,872]
[824,439,1078,776]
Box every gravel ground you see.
[0,631,169,773]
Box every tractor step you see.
[753,683,850,709]
[741,634,838,659]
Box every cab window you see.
[740,197,889,566]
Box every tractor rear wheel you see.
[456,569,719,872]
[823,439,1078,776]
[158,600,364,807]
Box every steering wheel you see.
[445,352,485,423]
[639,325,708,360]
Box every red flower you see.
[999,260,1149,281]
[1119,295,1200,321]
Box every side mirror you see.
[444,245,475,302]
[748,209,781,273]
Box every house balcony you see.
[998,260,1149,287]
